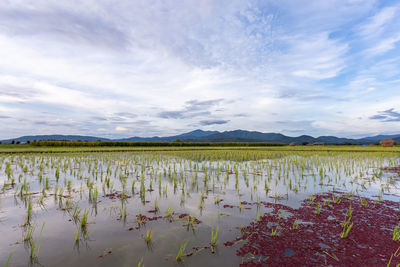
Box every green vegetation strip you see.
[1,144,400,153]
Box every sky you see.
[0,0,400,139]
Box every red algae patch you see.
[225,192,400,266]
[104,191,132,200]
[178,213,201,224]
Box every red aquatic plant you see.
[225,192,400,266]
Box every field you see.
[1,146,400,266]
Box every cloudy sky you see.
[0,0,400,139]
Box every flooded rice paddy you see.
[0,149,400,266]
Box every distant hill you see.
[1,135,111,144]
[357,134,400,143]
[1,130,398,144]
[118,129,219,142]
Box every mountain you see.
[180,131,358,144]
[1,130,397,144]
[1,135,111,144]
[357,134,400,143]
[177,129,219,138]
[117,129,219,142]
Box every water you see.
[0,150,399,266]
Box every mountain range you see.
[2,130,400,144]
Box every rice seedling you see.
[29,223,45,262]
[315,202,322,215]
[256,211,261,222]
[256,194,261,206]
[44,177,49,190]
[386,247,400,267]
[80,208,89,230]
[25,197,33,225]
[393,224,400,241]
[24,224,36,243]
[332,195,341,204]
[271,226,280,236]
[186,214,196,230]
[140,175,146,201]
[67,180,72,192]
[74,227,80,243]
[176,241,188,262]
[154,199,159,212]
[291,219,299,230]
[119,204,127,219]
[6,252,13,267]
[55,168,60,182]
[211,227,219,247]
[138,257,144,267]
[340,216,353,238]
[144,225,154,244]
[135,213,146,227]
[214,195,221,205]
[72,205,81,222]
[360,197,368,207]
[346,203,353,218]
[273,192,282,201]
[308,195,316,205]
[165,207,174,219]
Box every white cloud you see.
[359,5,398,39]
[365,34,400,55]
[356,3,400,57]
[0,1,398,139]
[115,126,128,132]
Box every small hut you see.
[289,142,295,146]
[380,137,395,147]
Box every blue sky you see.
[0,0,400,139]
